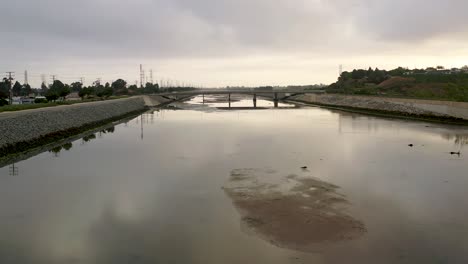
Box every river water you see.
[0,96,467,264]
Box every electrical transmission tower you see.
[9,164,18,176]
[150,69,154,84]
[140,64,145,88]
[41,74,47,86]
[24,70,28,85]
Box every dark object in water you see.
[408,144,414,147]
[450,152,461,156]
[301,166,308,169]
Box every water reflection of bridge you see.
[157,89,324,108]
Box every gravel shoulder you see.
[0,97,150,156]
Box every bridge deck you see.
[157,90,324,96]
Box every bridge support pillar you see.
[202,94,205,104]
[228,93,231,108]
[274,93,279,108]
[253,94,257,108]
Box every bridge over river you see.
[157,89,325,108]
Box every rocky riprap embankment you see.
[0,97,148,156]
[293,94,468,121]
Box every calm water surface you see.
[1,96,467,264]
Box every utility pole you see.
[6,72,14,104]
[80,77,85,85]
[50,75,57,83]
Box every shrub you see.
[34,98,48,104]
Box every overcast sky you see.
[1,0,467,87]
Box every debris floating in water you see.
[450,152,461,156]
[408,144,414,147]
[301,166,308,169]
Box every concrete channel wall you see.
[293,94,468,120]
[0,96,170,155]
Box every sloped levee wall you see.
[0,97,152,156]
[293,94,468,120]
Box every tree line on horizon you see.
[338,65,468,84]
[0,78,197,105]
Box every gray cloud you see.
[1,0,467,86]
[349,0,468,42]
[1,0,347,59]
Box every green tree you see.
[128,84,139,95]
[93,81,106,99]
[71,82,83,93]
[78,87,89,100]
[0,78,10,99]
[40,82,49,95]
[21,83,32,96]
[351,69,367,79]
[60,84,71,99]
[388,67,407,76]
[112,79,127,94]
[62,142,73,151]
[49,146,63,157]
[12,81,22,96]
[47,80,70,100]
[144,82,160,94]
[45,89,59,101]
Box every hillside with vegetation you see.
[327,66,468,102]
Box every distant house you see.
[66,92,80,101]
[11,97,36,104]
[12,97,22,105]
[427,69,451,75]
[21,98,35,104]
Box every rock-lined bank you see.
[292,94,468,122]
[0,96,169,156]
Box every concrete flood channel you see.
[0,95,467,264]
